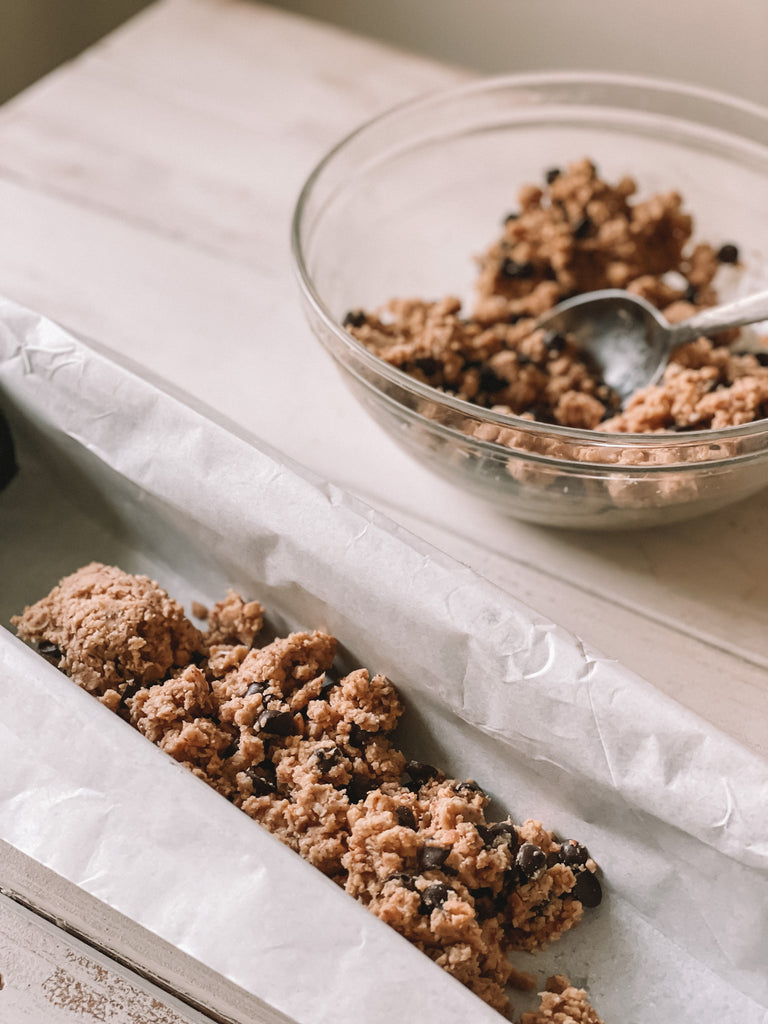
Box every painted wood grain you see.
[0,0,764,753]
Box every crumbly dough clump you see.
[519,975,605,1024]
[13,563,604,1021]
[11,562,206,693]
[346,158,768,432]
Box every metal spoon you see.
[537,287,768,403]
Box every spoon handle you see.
[668,289,768,346]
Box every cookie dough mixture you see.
[346,158,768,432]
[14,563,604,1021]
[519,975,605,1024]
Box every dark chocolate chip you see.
[515,842,547,880]
[389,872,417,891]
[683,283,699,304]
[311,744,341,770]
[524,404,557,424]
[420,844,451,870]
[246,764,277,796]
[560,840,590,866]
[245,681,266,697]
[346,774,374,804]
[716,243,739,264]
[545,166,561,185]
[572,215,592,240]
[419,882,452,914]
[544,330,567,354]
[348,722,368,749]
[455,780,487,799]
[343,309,367,328]
[503,211,520,224]
[395,805,417,830]
[221,735,240,758]
[37,640,63,665]
[403,760,439,790]
[415,356,440,377]
[500,257,535,280]
[570,868,603,908]
[470,887,497,920]
[481,821,520,853]
[256,707,294,736]
[755,352,768,367]
[479,365,507,395]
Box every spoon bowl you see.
[538,287,768,404]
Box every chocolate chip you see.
[415,356,440,377]
[420,843,451,870]
[755,352,768,367]
[395,805,417,830]
[256,707,294,736]
[419,882,452,914]
[403,760,439,791]
[515,843,547,880]
[346,774,374,804]
[524,404,556,424]
[246,763,277,796]
[311,744,341,770]
[221,735,240,758]
[560,840,589,866]
[479,365,507,395]
[245,681,266,697]
[343,309,367,328]
[545,167,561,185]
[570,868,603,908]
[500,258,535,280]
[717,243,739,264]
[389,873,417,891]
[503,211,520,224]
[572,215,592,240]
[480,821,520,854]
[348,722,368,749]
[470,887,497,920]
[544,330,567,354]
[37,640,63,665]
[683,282,699,304]
[455,780,487,799]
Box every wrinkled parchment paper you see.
[0,297,766,1024]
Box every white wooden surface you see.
[0,0,765,1018]
[0,895,214,1024]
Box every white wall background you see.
[267,0,768,107]
[0,0,151,103]
[1,1,766,108]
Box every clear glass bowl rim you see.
[290,69,768,467]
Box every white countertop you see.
[0,1,765,1019]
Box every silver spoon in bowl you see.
[537,287,768,404]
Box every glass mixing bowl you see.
[291,72,768,529]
